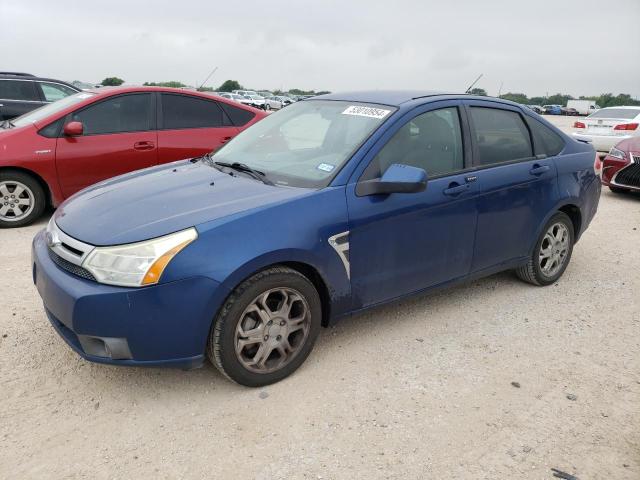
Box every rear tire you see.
[208,266,322,387]
[0,171,46,228]
[515,212,574,286]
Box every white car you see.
[244,95,265,109]
[264,96,290,110]
[572,106,640,152]
[218,92,247,104]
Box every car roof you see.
[0,73,79,89]
[309,90,533,111]
[314,90,458,106]
[599,105,640,110]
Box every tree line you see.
[101,78,638,107]
[103,78,330,96]
[468,88,640,108]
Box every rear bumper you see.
[572,132,633,152]
[32,230,226,368]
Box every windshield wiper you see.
[214,161,274,185]
[0,120,15,129]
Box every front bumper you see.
[572,132,633,152]
[32,230,225,368]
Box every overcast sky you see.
[2,0,639,98]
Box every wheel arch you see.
[0,166,54,208]
[216,251,336,329]
[557,203,582,239]
[529,199,584,256]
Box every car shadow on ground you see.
[66,267,524,396]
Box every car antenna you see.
[198,66,218,91]
[464,73,483,94]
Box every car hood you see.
[55,160,309,246]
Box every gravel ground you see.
[1,116,638,479]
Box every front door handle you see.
[530,164,550,176]
[443,183,470,196]
[220,136,233,144]
[134,141,155,151]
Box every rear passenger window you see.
[71,94,153,135]
[526,117,565,156]
[161,94,223,129]
[220,102,255,126]
[0,80,39,101]
[470,107,533,166]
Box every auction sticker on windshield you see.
[342,105,391,119]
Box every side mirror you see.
[357,164,427,196]
[63,121,83,136]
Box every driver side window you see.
[362,107,464,180]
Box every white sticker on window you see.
[342,105,391,119]
[317,163,335,172]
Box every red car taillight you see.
[573,121,585,128]
[613,123,639,131]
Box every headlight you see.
[609,147,626,160]
[82,228,198,287]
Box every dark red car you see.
[602,137,640,194]
[0,87,266,227]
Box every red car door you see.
[55,93,157,197]
[157,93,239,163]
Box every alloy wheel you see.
[538,222,570,278]
[0,180,35,222]
[234,287,311,374]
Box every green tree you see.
[217,80,242,92]
[592,93,640,108]
[468,88,487,96]
[529,96,546,105]
[101,77,125,86]
[499,92,529,104]
[143,81,187,88]
[546,93,573,106]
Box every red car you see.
[0,87,265,227]
[602,137,640,194]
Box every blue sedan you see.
[32,91,601,386]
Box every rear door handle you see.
[134,141,155,151]
[529,164,550,176]
[443,183,470,196]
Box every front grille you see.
[48,248,96,281]
[632,154,640,164]
[615,163,640,189]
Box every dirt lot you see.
[1,116,639,479]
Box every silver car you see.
[264,96,291,110]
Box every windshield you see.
[12,92,96,127]
[588,108,640,120]
[210,100,396,188]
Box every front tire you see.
[515,212,574,286]
[0,171,46,228]
[208,266,322,387]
